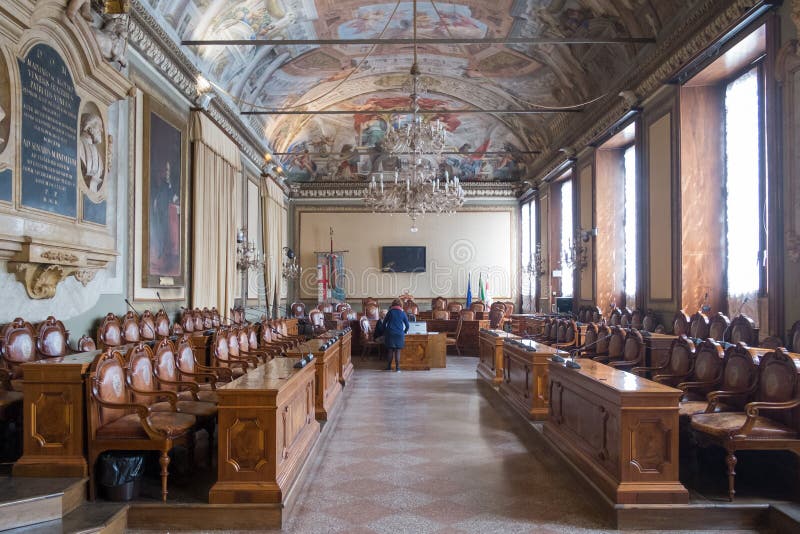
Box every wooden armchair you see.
[709,312,731,342]
[593,326,626,365]
[691,348,800,500]
[488,308,505,329]
[606,329,644,371]
[237,327,276,364]
[36,316,70,358]
[760,336,784,349]
[361,297,379,310]
[259,324,295,352]
[121,311,141,344]
[620,308,632,328]
[445,318,464,356]
[689,312,710,340]
[470,301,486,313]
[201,308,214,330]
[459,310,475,321]
[359,317,382,360]
[211,308,221,328]
[97,313,123,350]
[247,326,283,362]
[432,297,447,311]
[609,307,622,327]
[447,302,463,314]
[272,319,305,344]
[641,310,659,333]
[291,302,307,319]
[531,318,553,342]
[88,350,196,501]
[632,335,696,385]
[591,307,603,323]
[211,328,249,379]
[553,319,578,351]
[577,306,589,323]
[309,309,327,336]
[729,314,758,346]
[674,339,726,419]
[180,310,195,334]
[630,309,644,330]
[225,328,260,370]
[175,334,232,390]
[503,301,515,318]
[432,309,449,320]
[1,318,39,385]
[575,323,599,358]
[154,310,171,339]
[139,310,157,341]
[404,301,419,317]
[192,308,204,332]
[673,310,691,337]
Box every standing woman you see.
[383,299,409,371]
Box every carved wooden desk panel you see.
[499,339,564,420]
[426,332,446,368]
[478,329,519,386]
[544,360,688,505]
[423,319,489,355]
[286,339,342,421]
[321,330,354,385]
[391,333,446,371]
[209,358,319,504]
[13,350,99,477]
[283,318,299,336]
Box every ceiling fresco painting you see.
[144,0,690,183]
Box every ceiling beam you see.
[242,108,580,116]
[182,36,655,47]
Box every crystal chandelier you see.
[281,247,301,280]
[363,0,465,232]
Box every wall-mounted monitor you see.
[381,246,426,273]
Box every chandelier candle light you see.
[363,0,465,232]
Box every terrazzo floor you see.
[128,356,766,533]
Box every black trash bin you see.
[97,452,144,501]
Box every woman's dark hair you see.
[391,298,403,307]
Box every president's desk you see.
[209,357,319,504]
[545,359,688,505]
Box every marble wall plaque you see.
[19,44,80,218]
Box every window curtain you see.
[261,178,286,316]
[190,112,242,316]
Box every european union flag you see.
[466,273,473,308]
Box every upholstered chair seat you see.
[96,411,196,440]
[178,388,218,404]
[692,412,796,440]
[151,400,217,418]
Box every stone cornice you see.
[127,0,270,173]
[289,181,520,201]
[532,0,770,183]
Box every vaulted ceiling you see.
[144,0,690,182]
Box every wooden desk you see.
[286,339,342,421]
[545,360,688,505]
[499,339,565,420]
[510,314,544,337]
[391,333,446,371]
[283,318,299,336]
[209,358,319,504]
[422,319,489,355]
[643,333,678,369]
[478,329,518,386]
[189,331,213,366]
[13,351,98,477]
[321,329,354,386]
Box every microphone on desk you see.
[125,298,157,340]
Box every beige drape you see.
[191,112,242,316]
[261,178,286,315]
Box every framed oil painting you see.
[140,93,187,290]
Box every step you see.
[769,503,800,534]
[2,502,128,534]
[0,477,86,531]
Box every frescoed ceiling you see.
[143,0,690,182]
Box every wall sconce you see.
[194,75,215,110]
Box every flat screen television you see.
[381,246,426,273]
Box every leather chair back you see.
[336,303,351,313]
[364,304,380,320]
[596,324,611,354]
[591,307,602,323]
[642,311,658,333]
[460,310,475,321]
[708,313,729,342]
[226,328,241,359]
[404,301,419,316]
[176,335,197,374]
[730,314,757,346]
[582,324,599,356]
[690,312,710,340]
[719,342,759,410]
[609,308,622,326]
[470,301,485,313]
[667,336,696,377]
[756,349,799,427]
[673,310,690,337]
[211,308,221,327]
[92,351,128,426]
[489,309,504,329]
[359,317,372,341]
[121,312,140,344]
[98,313,123,349]
[607,326,625,358]
[432,309,449,320]
[201,308,213,330]
[622,329,643,363]
[36,316,68,358]
[193,309,204,332]
[310,309,325,329]
[181,311,195,333]
[362,298,378,309]
[503,301,514,318]
[620,309,632,328]
[447,302,463,313]
[631,309,644,330]
[238,328,250,353]
[1,318,37,377]
[691,339,724,385]
[319,303,333,313]
[563,320,576,344]
[291,302,306,318]
[154,310,171,338]
[248,327,262,352]
[125,343,158,405]
[78,334,97,352]
[140,310,157,341]
[432,297,447,311]
[153,339,179,391]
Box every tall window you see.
[623,144,637,305]
[521,199,536,312]
[560,180,574,298]
[724,67,762,299]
